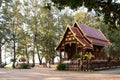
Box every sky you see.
[116,0,120,3]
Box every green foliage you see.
[52,0,83,9]
[0,0,12,66]
[58,14,74,34]
[10,58,17,62]
[108,30,120,58]
[73,53,83,59]
[74,11,102,28]
[37,7,58,63]
[20,63,29,69]
[57,62,66,70]
[0,63,7,68]
[74,54,80,59]
[52,0,120,29]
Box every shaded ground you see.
[0,67,120,80]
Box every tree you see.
[74,10,103,28]
[39,6,58,64]
[58,13,74,35]
[108,30,120,58]
[0,24,10,67]
[52,0,120,29]
[16,29,32,64]
[8,0,23,68]
[0,0,11,67]
[22,0,43,66]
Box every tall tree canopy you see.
[52,0,120,29]
[0,0,12,67]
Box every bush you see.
[0,63,7,68]
[57,63,66,70]
[20,63,29,69]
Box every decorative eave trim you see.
[56,25,90,50]
[84,46,93,49]
[55,26,69,50]
[93,43,107,47]
[68,26,85,47]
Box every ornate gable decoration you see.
[56,23,110,50]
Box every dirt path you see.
[0,68,120,80]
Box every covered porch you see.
[58,43,104,61]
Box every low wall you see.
[65,60,120,71]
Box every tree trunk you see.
[51,56,54,64]
[12,39,16,68]
[25,45,29,64]
[32,51,35,67]
[35,22,41,65]
[32,39,41,66]
[32,42,35,67]
[46,61,51,68]
[37,52,41,65]
[0,43,2,67]
[39,57,43,65]
[36,42,41,65]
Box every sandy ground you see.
[0,67,120,80]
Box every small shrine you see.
[55,23,120,71]
[56,22,110,61]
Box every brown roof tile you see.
[88,37,110,46]
[71,27,92,48]
[77,23,110,46]
[79,24,106,40]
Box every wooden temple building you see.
[56,23,120,71]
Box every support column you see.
[76,40,78,55]
[82,48,86,60]
[64,41,66,60]
[59,50,62,62]
[98,46,103,60]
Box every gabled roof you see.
[74,23,110,46]
[56,23,110,50]
[56,26,93,50]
